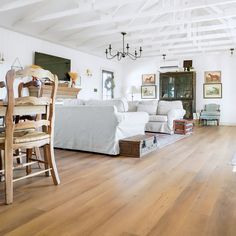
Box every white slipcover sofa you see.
[128,100,186,134]
[54,98,148,155]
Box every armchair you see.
[145,100,186,134]
[199,104,220,126]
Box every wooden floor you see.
[0,126,236,236]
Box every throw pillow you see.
[137,104,157,115]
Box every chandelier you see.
[105,32,142,61]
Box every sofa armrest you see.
[167,109,186,129]
[167,109,186,119]
[116,111,149,125]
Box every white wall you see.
[1,27,235,125]
[122,54,236,125]
[0,27,123,100]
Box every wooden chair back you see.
[18,80,43,98]
[4,68,58,148]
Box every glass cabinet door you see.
[175,74,193,99]
[160,75,175,99]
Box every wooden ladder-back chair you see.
[17,79,43,169]
[0,67,60,204]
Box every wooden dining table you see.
[0,102,47,204]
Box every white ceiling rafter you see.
[0,0,236,57]
[85,24,236,50]
[0,0,45,12]
[31,0,145,22]
[208,5,236,44]
[62,12,236,43]
[54,0,236,31]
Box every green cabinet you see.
[159,72,196,119]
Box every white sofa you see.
[54,99,148,155]
[128,100,186,134]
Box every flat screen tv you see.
[34,52,71,81]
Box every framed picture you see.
[142,74,156,85]
[203,83,222,99]
[141,85,157,99]
[204,71,221,83]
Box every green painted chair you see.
[199,104,220,126]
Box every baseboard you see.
[220,122,236,126]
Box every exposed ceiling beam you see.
[90,29,234,52]
[143,39,232,52]
[131,32,234,47]
[56,0,236,31]
[31,0,145,22]
[63,12,236,43]
[0,0,45,12]
[144,45,232,57]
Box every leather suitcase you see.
[119,134,158,158]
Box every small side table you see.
[174,119,193,135]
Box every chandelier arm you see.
[109,50,116,57]
[127,52,137,60]
[135,52,142,58]
[127,54,137,60]
[106,53,119,60]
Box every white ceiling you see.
[1,0,236,59]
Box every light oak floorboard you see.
[0,126,236,236]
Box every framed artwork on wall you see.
[142,74,156,85]
[204,71,221,83]
[141,85,157,99]
[203,83,222,99]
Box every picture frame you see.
[141,85,157,99]
[142,74,156,85]
[203,83,222,99]
[204,71,221,83]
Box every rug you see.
[148,133,188,149]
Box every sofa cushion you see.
[149,115,168,122]
[63,99,85,106]
[128,101,139,112]
[205,104,220,111]
[85,98,128,112]
[201,111,220,116]
[137,104,157,115]
[138,100,158,106]
[157,100,183,115]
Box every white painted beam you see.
[63,12,236,42]
[144,45,232,57]
[0,0,45,12]
[143,40,232,54]
[31,0,145,22]
[56,0,236,31]
[73,23,235,48]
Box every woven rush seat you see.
[0,130,49,144]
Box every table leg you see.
[0,150,4,182]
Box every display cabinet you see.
[159,72,196,119]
